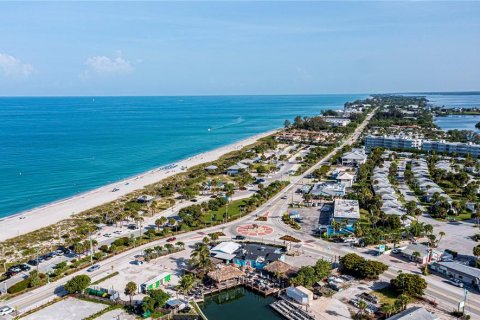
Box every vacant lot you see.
[22,297,107,320]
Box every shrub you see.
[7,278,30,294]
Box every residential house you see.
[341,148,367,167]
[401,243,441,265]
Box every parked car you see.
[127,224,138,230]
[112,188,120,192]
[87,264,101,272]
[103,233,112,238]
[234,235,246,240]
[166,237,177,242]
[0,306,14,316]
[281,195,288,199]
[448,279,464,288]
[19,264,31,271]
[133,260,144,266]
[391,248,402,254]
[190,198,198,202]
[27,259,39,266]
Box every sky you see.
[0,1,479,96]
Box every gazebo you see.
[207,265,245,285]
[264,260,297,278]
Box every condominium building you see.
[422,140,480,157]
[365,135,422,152]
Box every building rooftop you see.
[434,261,480,279]
[234,243,284,264]
[333,199,360,220]
[386,306,438,320]
[211,241,242,255]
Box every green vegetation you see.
[339,253,388,279]
[290,259,332,287]
[281,213,301,230]
[390,273,427,297]
[124,281,137,305]
[64,275,91,294]
[141,289,170,314]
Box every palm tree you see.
[175,241,185,250]
[164,243,174,253]
[380,303,395,318]
[190,242,213,273]
[124,281,137,305]
[356,299,367,319]
[210,232,219,242]
[154,219,163,231]
[177,274,195,296]
[437,231,446,248]
[412,251,421,265]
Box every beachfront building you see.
[205,165,219,172]
[341,148,367,167]
[430,261,480,287]
[422,140,480,157]
[137,195,155,203]
[310,182,346,198]
[226,163,248,176]
[210,241,241,262]
[365,135,422,152]
[386,306,439,320]
[323,117,351,127]
[401,243,441,265]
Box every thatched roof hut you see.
[264,260,297,277]
[207,265,245,283]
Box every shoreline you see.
[0,129,278,242]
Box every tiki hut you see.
[207,265,245,283]
[264,260,297,278]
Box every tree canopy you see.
[64,275,91,294]
[390,273,427,297]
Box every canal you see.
[200,287,283,320]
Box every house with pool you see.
[327,199,360,236]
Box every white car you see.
[448,279,464,288]
[103,233,112,238]
[0,306,14,316]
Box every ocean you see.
[0,94,364,218]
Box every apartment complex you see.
[422,140,480,157]
[365,135,422,152]
[366,135,480,157]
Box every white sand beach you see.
[0,130,277,242]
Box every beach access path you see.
[0,131,276,242]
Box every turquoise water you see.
[0,95,364,218]
[200,287,282,320]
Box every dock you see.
[270,299,315,320]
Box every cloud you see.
[0,53,34,79]
[83,51,134,77]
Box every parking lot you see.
[22,297,107,320]
[99,249,186,301]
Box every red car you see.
[166,237,176,242]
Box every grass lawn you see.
[372,286,399,305]
[201,199,247,224]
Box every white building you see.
[341,148,367,167]
[332,199,360,226]
[323,117,351,127]
[286,286,313,305]
[365,135,422,152]
[422,140,480,157]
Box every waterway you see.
[434,114,480,132]
[200,287,282,320]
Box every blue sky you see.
[0,1,479,96]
